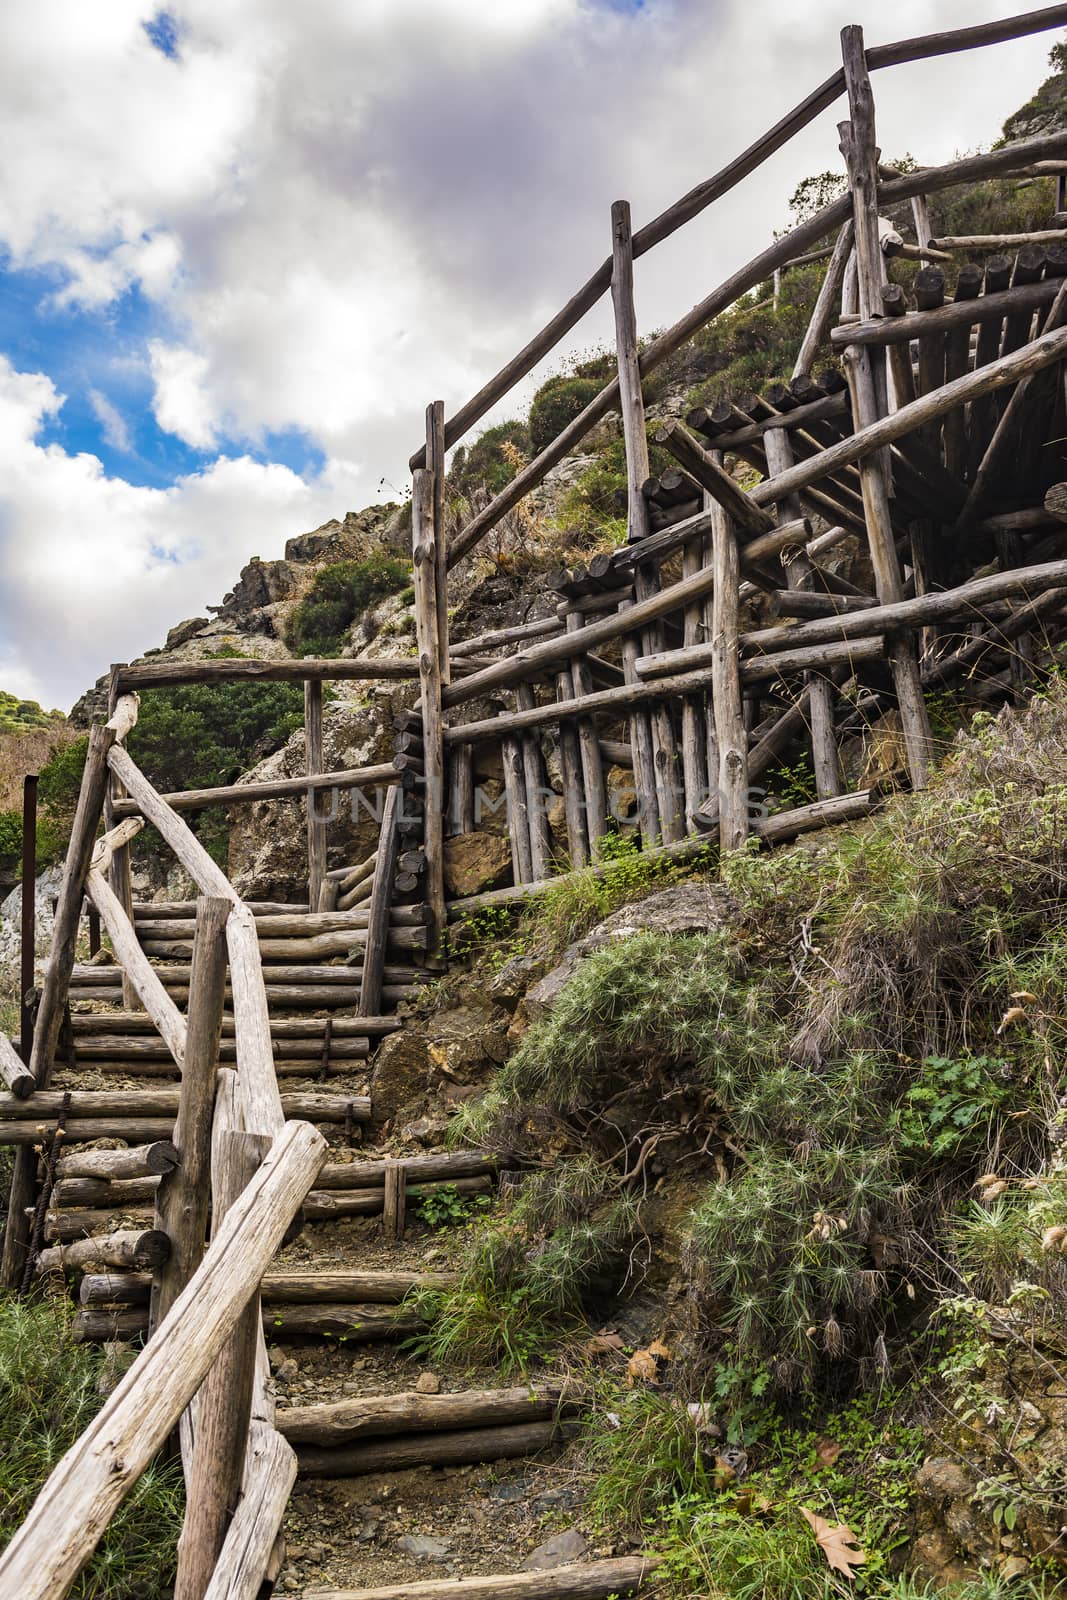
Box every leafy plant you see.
[414,1183,490,1230]
[890,1055,1013,1159]
[284,551,411,657]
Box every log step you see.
[295,1418,579,1478]
[278,1383,577,1446]
[300,1558,655,1600]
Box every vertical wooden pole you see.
[411,466,446,945]
[174,1130,270,1600]
[566,617,608,848]
[515,685,553,877]
[446,746,475,837]
[106,665,137,1011]
[840,24,932,790]
[554,673,590,868]
[3,723,113,1287]
[618,600,660,845]
[358,786,401,1018]
[611,199,682,842]
[427,402,450,686]
[383,1159,406,1240]
[500,727,534,884]
[304,679,327,911]
[151,896,230,1333]
[709,463,748,854]
[19,775,37,1064]
[762,428,842,798]
[680,544,710,832]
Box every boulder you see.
[521,1530,588,1571]
[443,832,511,897]
[370,1033,432,1126]
[164,617,209,650]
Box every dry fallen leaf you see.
[815,1436,841,1468]
[997,1006,1028,1035]
[584,1330,626,1358]
[1010,990,1038,1003]
[648,1338,672,1362]
[626,1350,660,1386]
[800,1508,867,1579]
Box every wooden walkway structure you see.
[6,10,1067,1597]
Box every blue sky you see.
[0,0,1058,710]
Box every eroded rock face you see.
[442,832,511,897]
[370,1000,510,1127]
[165,617,209,650]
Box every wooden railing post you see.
[107,665,138,1012]
[305,677,327,910]
[412,464,446,945]
[175,1130,271,1600]
[151,896,230,1333]
[19,774,37,1065]
[839,24,933,789]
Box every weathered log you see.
[656,418,775,536]
[277,1383,576,1446]
[130,905,436,938]
[266,1303,423,1338]
[929,229,1067,250]
[36,1228,171,1276]
[755,790,874,843]
[295,1417,577,1477]
[69,1004,398,1036]
[742,636,884,683]
[112,762,410,818]
[65,1036,368,1063]
[201,1420,297,1600]
[0,1089,371,1122]
[794,220,854,377]
[769,590,879,618]
[0,1034,33,1099]
[305,679,327,912]
[0,1123,324,1600]
[116,658,420,690]
[304,1557,654,1600]
[450,615,562,657]
[57,1142,179,1181]
[831,275,1059,348]
[139,926,428,959]
[0,1119,177,1147]
[80,1268,456,1309]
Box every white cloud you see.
[88,389,132,453]
[148,341,218,449]
[0,356,366,710]
[0,0,1062,704]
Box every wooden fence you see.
[7,9,1067,1596]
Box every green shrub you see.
[449,421,530,499]
[528,375,605,455]
[0,1296,183,1596]
[409,1158,639,1372]
[0,692,60,733]
[284,552,411,657]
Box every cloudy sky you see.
[0,0,1059,711]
